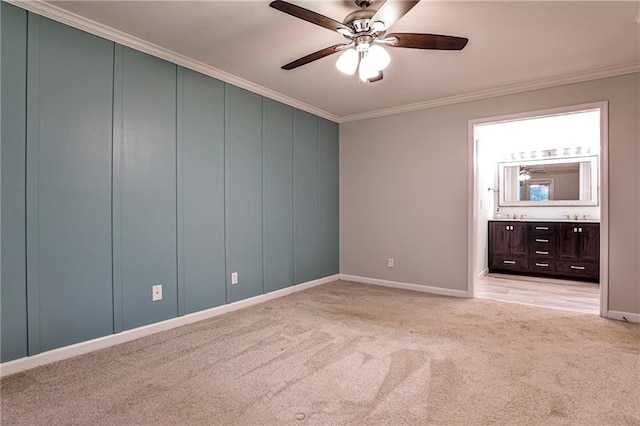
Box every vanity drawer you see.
[529,244,556,259]
[556,261,599,279]
[491,257,528,271]
[529,223,557,235]
[529,259,556,272]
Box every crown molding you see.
[5,0,341,123]
[340,62,640,123]
[7,0,639,125]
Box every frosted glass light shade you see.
[367,45,390,71]
[336,49,359,75]
[358,55,379,81]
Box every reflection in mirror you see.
[499,156,598,206]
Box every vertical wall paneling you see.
[114,47,178,330]
[262,99,294,292]
[1,3,28,362]
[26,15,115,353]
[224,84,264,302]
[26,13,41,355]
[318,119,340,276]
[176,68,184,316]
[112,45,124,333]
[293,110,320,284]
[177,68,226,314]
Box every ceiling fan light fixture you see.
[367,45,390,71]
[336,48,359,75]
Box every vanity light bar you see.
[502,146,595,162]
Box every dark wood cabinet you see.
[488,221,599,281]
[556,223,599,279]
[558,223,599,262]
[489,221,528,273]
[491,222,527,257]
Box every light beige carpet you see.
[1,280,639,425]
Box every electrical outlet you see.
[152,284,162,302]
[388,258,394,268]
[231,272,238,285]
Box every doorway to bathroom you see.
[467,102,608,316]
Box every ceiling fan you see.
[270,0,468,83]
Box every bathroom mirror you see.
[498,156,598,206]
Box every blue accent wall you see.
[319,119,340,277]
[1,3,28,362]
[263,99,294,293]
[293,110,321,284]
[225,85,264,302]
[25,15,115,354]
[177,68,226,314]
[113,46,178,331]
[0,3,339,362]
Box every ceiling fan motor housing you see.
[343,9,376,32]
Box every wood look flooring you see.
[476,274,600,315]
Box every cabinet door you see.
[510,223,528,257]
[491,222,512,257]
[579,224,599,262]
[558,223,579,260]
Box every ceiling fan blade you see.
[270,1,351,34]
[368,70,383,83]
[282,44,349,70]
[386,33,468,50]
[371,1,420,31]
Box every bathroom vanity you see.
[488,220,600,281]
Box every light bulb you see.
[358,54,379,81]
[367,45,390,71]
[336,49,358,75]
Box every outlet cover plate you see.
[152,284,162,301]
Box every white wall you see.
[340,73,639,315]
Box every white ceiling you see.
[35,1,640,119]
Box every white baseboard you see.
[606,310,640,323]
[339,274,469,298]
[0,275,339,377]
[476,269,489,280]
